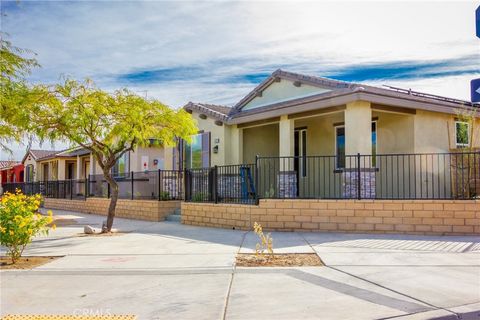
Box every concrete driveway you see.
[1,209,479,320]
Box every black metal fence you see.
[184,164,256,204]
[2,152,479,203]
[2,170,184,201]
[256,152,480,200]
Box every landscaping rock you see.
[84,225,96,234]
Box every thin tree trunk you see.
[103,173,118,232]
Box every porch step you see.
[165,208,181,222]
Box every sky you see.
[1,0,479,160]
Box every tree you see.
[0,36,39,152]
[28,79,197,231]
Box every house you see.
[182,69,480,199]
[0,161,24,193]
[21,145,170,182]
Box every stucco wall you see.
[242,123,279,164]
[23,156,38,182]
[130,146,165,171]
[243,79,330,110]
[44,197,180,221]
[181,199,479,235]
[190,111,231,166]
[414,110,480,153]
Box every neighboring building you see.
[20,145,169,182]
[0,160,24,184]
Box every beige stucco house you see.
[181,69,480,199]
[184,70,479,165]
[22,145,169,182]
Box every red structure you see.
[0,161,24,185]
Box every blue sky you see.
[1,0,479,160]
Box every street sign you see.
[471,78,480,103]
[477,5,480,38]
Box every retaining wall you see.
[181,199,480,235]
[44,197,180,221]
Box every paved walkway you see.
[1,209,479,320]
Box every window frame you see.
[334,125,345,169]
[334,121,378,169]
[455,121,470,148]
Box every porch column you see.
[89,153,95,176]
[344,100,374,199]
[230,125,243,164]
[57,159,66,180]
[278,115,296,197]
[279,115,294,159]
[76,155,81,180]
[345,101,372,156]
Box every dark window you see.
[335,126,345,168]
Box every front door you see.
[43,164,49,181]
[294,128,307,196]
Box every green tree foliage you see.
[28,79,197,231]
[0,36,39,152]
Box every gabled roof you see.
[184,102,232,121]
[22,149,58,163]
[232,69,355,113]
[227,69,479,123]
[0,160,21,170]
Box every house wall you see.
[242,80,330,111]
[130,146,166,172]
[181,199,479,235]
[374,111,415,154]
[190,111,231,166]
[414,110,480,153]
[242,123,279,164]
[23,156,38,181]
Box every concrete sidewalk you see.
[1,209,479,320]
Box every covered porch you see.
[233,101,474,199]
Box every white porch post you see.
[279,115,294,168]
[278,115,295,197]
[344,100,374,199]
[76,155,81,180]
[230,125,243,165]
[89,153,95,176]
[345,101,372,156]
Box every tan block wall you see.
[44,198,180,221]
[181,199,480,235]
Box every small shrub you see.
[264,185,276,198]
[192,192,207,202]
[159,191,171,200]
[253,222,274,258]
[0,190,54,263]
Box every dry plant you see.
[253,222,274,258]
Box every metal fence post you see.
[214,165,218,204]
[131,171,134,200]
[255,155,259,205]
[357,153,361,200]
[85,177,88,200]
[70,179,73,200]
[158,169,162,201]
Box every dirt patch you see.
[0,256,61,269]
[236,253,323,267]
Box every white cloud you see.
[1,0,479,160]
